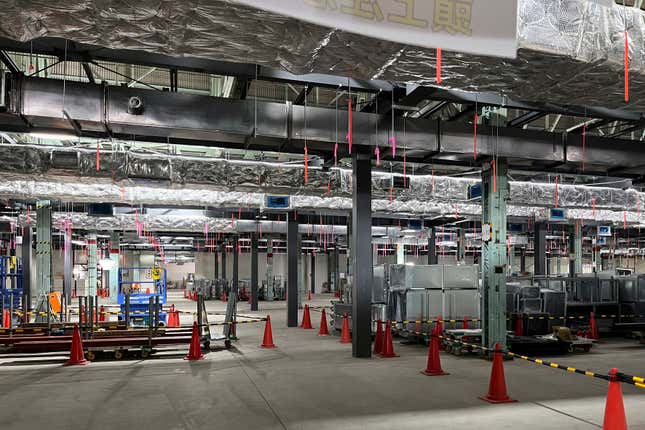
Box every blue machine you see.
[117,267,167,325]
[0,256,23,310]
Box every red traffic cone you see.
[379,321,399,358]
[301,305,313,329]
[422,331,449,376]
[221,291,227,302]
[514,314,523,337]
[184,321,205,361]
[318,309,330,336]
[2,309,10,328]
[463,316,469,330]
[80,305,86,324]
[339,313,351,343]
[146,287,151,294]
[479,343,516,403]
[602,368,627,430]
[64,325,89,366]
[373,320,383,354]
[167,305,179,328]
[92,308,98,323]
[99,306,106,322]
[308,291,312,301]
[261,315,276,348]
[590,312,599,340]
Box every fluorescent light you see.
[71,240,85,246]
[29,132,78,140]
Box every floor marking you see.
[533,401,601,428]
[238,361,289,430]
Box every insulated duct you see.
[0,0,642,108]
[1,173,643,226]
[1,144,644,212]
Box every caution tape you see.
[392,326,645,389]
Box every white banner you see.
[232,0,517,58]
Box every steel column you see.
[534,222,547,275]
[21,226,32,313]
[287,212,299,327]
[250,232,259,311]
[221,243,227,280]
[428,228,438,265]
[310,253,316,294]
[232,236,239,296]
[326,250,332,292]
[481,159,509,351]
[109,232,119,302]
[63,226,72,303]
[352,151,373,358]
[87,232,97,297]
[35,200,52,297]
[520,247,527,273]
[570,224,583,275]
[214,243,219,279]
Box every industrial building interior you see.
[1,1,645,429]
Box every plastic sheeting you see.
[0,0,642,108]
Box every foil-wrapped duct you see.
[0,0,642,108]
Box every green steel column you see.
[481,159,509,351]
[574,224,583,274]
[35,200,52,297]
[109,232,120,302]
[88,231,98,297]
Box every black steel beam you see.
[417,100,450,119]
[81,62,95,84]
[0,50,19,74]
[352,151,372,358]
[287,211,299,327]
[507,111,547,128]
[294,85,313,105]
[250,232,259,311]
[448,104,475,122]
[606,123,645,139]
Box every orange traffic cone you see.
[146,287,151,294]
[590,312,599,340]
[463,316,469,330]
[422,330,448,376]
[99,306,106,322]
[80,305,86,324]
[373,320,383,354]
[64,325,89,366]
[261,315,276,348]
[379,320,399,358]
[184,321,205,360]
[514,314,523,337]
[602,368,627,430]
[317,309,330,336]
[479,343,516,403]
[92,308,98,323]
[2,309,10,328]
[339,313,351,343]
[167,305,179,328]
[301,304,313,329]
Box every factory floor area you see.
[0,292,643,430]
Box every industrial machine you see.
[0,255,22,325]
[117,266,167,326]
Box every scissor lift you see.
[117,267,168,326]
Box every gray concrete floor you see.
[1,291,645,429]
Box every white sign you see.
[233,0,517,58]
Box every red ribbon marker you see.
[375,146,380,166]
[96,145,101,171]
[436,48,442,84]
[491,160,497,193]
[304,144,309,183]
[624,30,629,103]
[390,136,396,158]
[348,99,353,154]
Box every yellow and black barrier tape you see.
[392,326,645,389]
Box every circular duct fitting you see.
[127,96,144,115]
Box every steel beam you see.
[287,212,299,327]
[250,232,259,311]
[0,50,19,74]
[481,159,509,351]
[352,151,373,358]
[507,111,547,128]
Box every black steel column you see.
[251,232,259,311]
[21,227,32,314]
[534,222,547,275]
[352,151,372,358]
[327,251,332,292]
[221,242,227,280]
[232,236,239,296]
[310,253,316,294]
[214,243,219,279]
[428,228,438,265]
[520,247,527,273]
[287,212,299,327]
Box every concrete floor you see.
[1,292,644,429]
